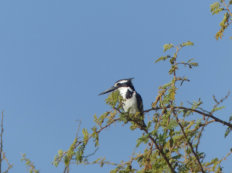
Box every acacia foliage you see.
[53,1,232,173]
[21,154,39,173]
[210,0,232,39]
[53,40,232,173]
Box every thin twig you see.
[212,91,230,113]
[222,0,232,17]
[144,106,232,129]
[2,152,13,173]
[151,133,175,172]
[132,121,175,172]
[143,128,176,173]
[173,110,205,173]
[96,118,120,134]
[195,118,216,153]
[177,106,232,128]
[0,112,4,173]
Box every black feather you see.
[126,90,133,99]
[136,92,143,113]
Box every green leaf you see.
[157,133,168,144]
[92,128,99,147]
[21,153,40,173]
[159,82,172,89]
[64,155,69,165]
[168,65,178,75]
[210,2,220,11]
[98,113,108,126]
[210,2,221,15]
[163,43,174,52]
[93,114,98,124]
[136,135,149,147]
[82,128,89,145]
[190,62,198,67]
[215,30,223,40]
[166,119,178,129]
[169,57,175,64]
[213,7,223,15]
[105,90,121,108]
[219,13,229,27]
[76,144,85,163]
[58,150,63,156]
[181,41,194,47]
[155,55,170,63]
[147,121,152,129]
[224,127,232,137]
[229,116,232,122]
[212,106,225,113]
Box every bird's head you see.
[99,78,135,95]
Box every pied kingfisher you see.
[99,78,143,115]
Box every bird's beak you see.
[127,77,134,81]
[99,86,118,95]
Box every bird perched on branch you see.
[99,78,143,115]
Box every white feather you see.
[117,87,138,114]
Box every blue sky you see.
[0,0,231,172]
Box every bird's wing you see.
[136,92,143,113]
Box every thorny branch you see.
[113,110,176,173]
[60,116,120,173]
[172,109,205,173]
[112,107,176,173]
[144,106,232,129]
[144,129,176,173]
[168,44,205,172]
[76,117,120,150]
[195,92,231,152]
[60,42,232,172]
[222,0,232,17]
[2,152,13,173]
[195,117,211,153]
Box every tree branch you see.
[144,106,232,129]
[222,0,232,17]
[142,127,176,173]
[172,110,205,173]
[0,112,4,173]
[113,107,176,173]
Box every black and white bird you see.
[99,78,143,115]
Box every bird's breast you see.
[117,87,139,114]
[122,93,138,114]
